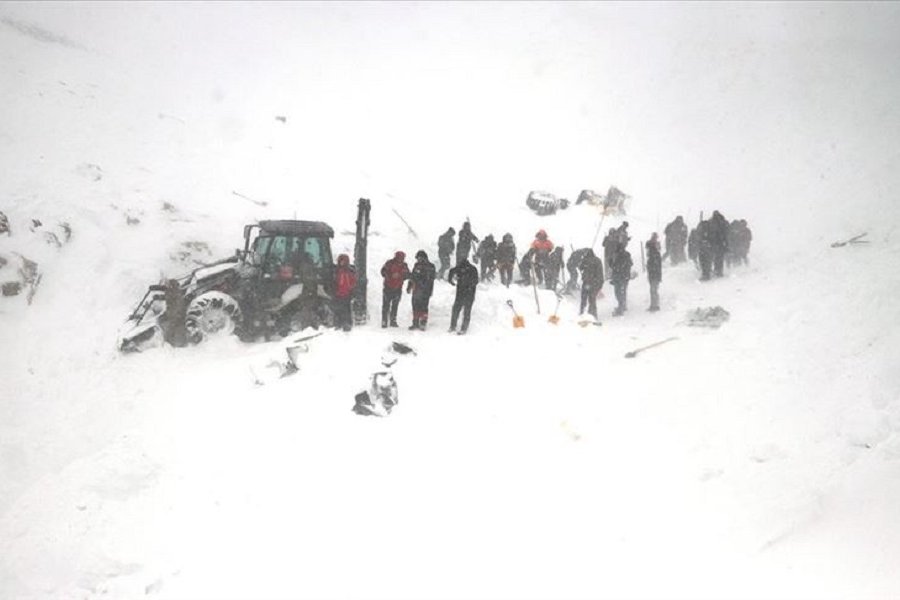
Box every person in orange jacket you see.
[333,254,358,331]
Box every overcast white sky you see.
[4,2,900,228]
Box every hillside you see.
[2,4,900,599]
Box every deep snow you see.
[2,3,900,599]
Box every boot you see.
[408,316,419,330]
[419,315,428,331]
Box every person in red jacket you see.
[380,251,410,328]
[530,229,553,285]
[333,253,357,331]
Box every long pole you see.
[590,210,608,250]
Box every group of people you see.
[332,212,751,334]
[684,212,753,280]
[376,246,478,335]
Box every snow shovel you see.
[624,336,678,359]
[506,300,525,328]
[548,292,563,324]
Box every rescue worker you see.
[736,219,753,265]
[664,215,688,264]
[456,221,479,264]
[696,219,713,281]
[333,253,358,331]
[380,251,409,327]
[602,227,618,279]
[610,245,633,316]
[646,233,662,312]
[709,210,729,278]
[545,246,564,290]
[518,247,536,285]
[688,225,699,268]
[566,247,591,293]
[530,229,553,285]
[496,233,517,287]
[475,234,498,282]
[437,227,455,280]
[447,257,479,335]
[406,250,436,330]
[578,249,604,319]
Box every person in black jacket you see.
[646,233,662,312]
[496,233,516,287]
[437,227,455,280]
[610,246,633,316]
[475,234,498,282]
[456,221,479,264]
[578,249,604,319]
[566,247,591,293]
[407,250,436,330]
[696,219,713,281]
[664,216,688,264]
[544,246,564,290]
[708,210,729,278]
[602,227,618,279]
[447,257,479,334]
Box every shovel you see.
[548,292,563,324]
[506,300,525,328]
[624,336,678,359]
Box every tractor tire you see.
[185,291,243,344]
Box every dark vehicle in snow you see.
[526,191,569,216]
[119,200,371,352]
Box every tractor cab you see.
[242,220,335,301]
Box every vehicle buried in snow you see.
[575,186,630,215]
[526,191,569,216]
[119,201,371,352]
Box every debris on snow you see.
[830,232,870,248]
[353,354,400,417]
[75,162,103,181]
[685,306,730,329]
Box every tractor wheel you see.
[185,291,243,344]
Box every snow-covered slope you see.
[2,4,900,599]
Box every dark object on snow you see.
[831,232,869,248]
[685,306,730,328]
[0,211,9,235]
[526,191,569,216]
[119,205,371,352]
[391,341,416,355]
[275,115,287,123]
[2,281,21,296]
[625,336,678,359]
